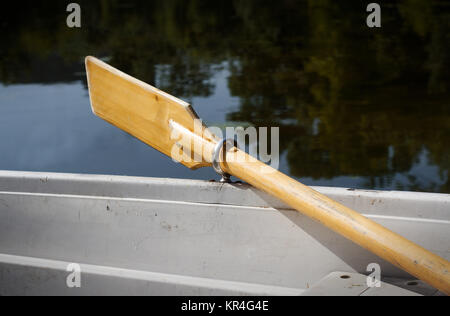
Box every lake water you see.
[0,1,449,193]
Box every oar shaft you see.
[170,122,450,293]
[221,150,450,295]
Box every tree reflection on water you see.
[0,0,449,192]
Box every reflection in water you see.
[0,0,449,193]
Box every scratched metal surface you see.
[0,172,449,295]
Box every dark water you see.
[0,0,449,193]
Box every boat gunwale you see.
[0,170,449,221]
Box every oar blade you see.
[85,56,210,169]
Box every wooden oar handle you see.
[169,122,450,294]
[221,149,450,295]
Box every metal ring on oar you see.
[212,138,238,183]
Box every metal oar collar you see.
[212,138,238,183]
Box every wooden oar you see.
[85,56,450,295]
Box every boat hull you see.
[0,171,448,296]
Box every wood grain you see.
[85,56,214,169]
[220,150,450,295]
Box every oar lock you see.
[212,138,238,183]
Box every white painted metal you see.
[0,171,449,296]
[301,272,421,296]
[0,254,302,296]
